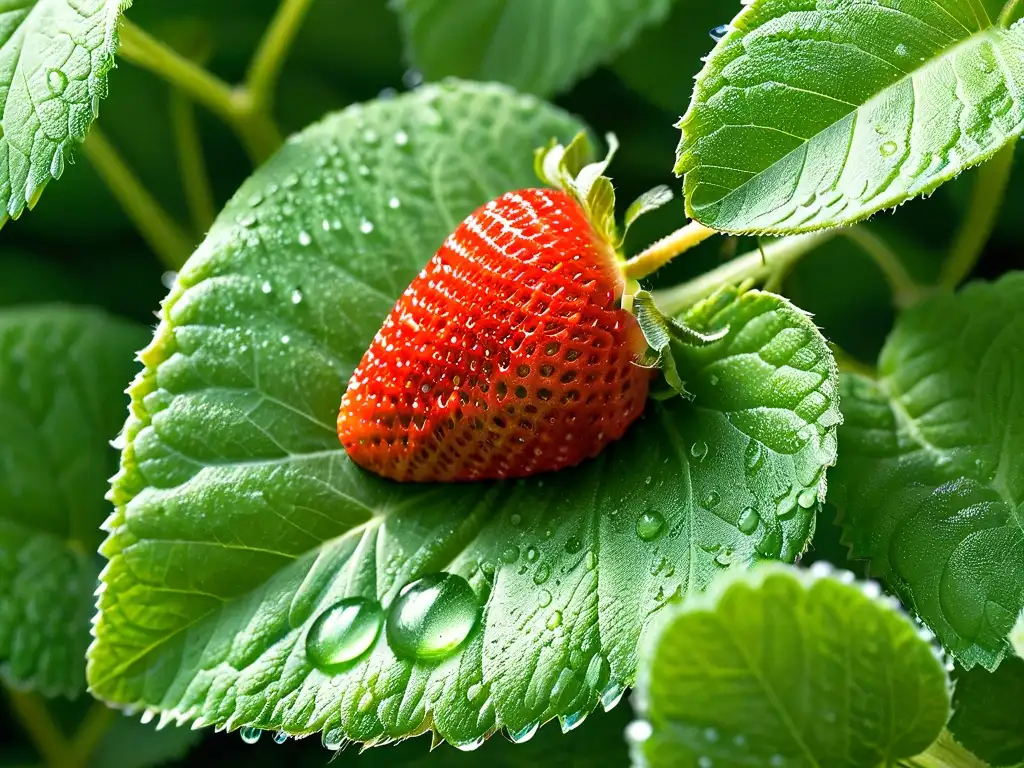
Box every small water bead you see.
[402,69,424,89]
[454,735,486,752]
[525,546,538,562]
[560,711,587,733]
[394,130,410,146]
[745,440,765,472]
[635,509,665,541]
[47,69,68,95]
[770,755,785,767]
[703,490,721,509]
[306,596,384,668]
[698,757,713,768]
[385,572,479,660]
[564,536,582,554]
[585,551,597,570]
[881,141,898,157]
[538,589,552,607]
[363,129,379,144]
[626,720,653,744]
[600,683,625,711]
[709,24,729,42]
[690,440,709,461]
[240,726,262,744]
[261,280,273,294]
[501,545,519,564]
[737,507,759,534]
[360,218,375,234]
[281,335,291,345]
[291,289,303,305]
[510,513,522,527]
[322,727,345,750]
[508,722,539,744]
[161,271,177,290]
[388,196,401,209]
[546,610,563,630]
[533,563,551,585]
[273,730,288,744]
[298,230,312,246]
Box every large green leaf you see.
[0,0,129,223]
[949,657,1024,767]
[676,0,1024,234]
[0,306,145,696]
[391,0,673,97]
[631,564,952,768]
[833,273,1024,671]
[87,81,840,749]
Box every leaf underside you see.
[949,657,1024,767]
[632,564,952,768]
[0,0,129,222]
[677,0,1024,234]
[87,81,840,749]
[392,0,673,97]
[0,306,145,697]
[833,273,1024,671]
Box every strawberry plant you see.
[0,1,1021,767]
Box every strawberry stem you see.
[623,221,718,281]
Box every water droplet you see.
[46,69,68,95]
[714,548,735,567]
[298,230,312,246]
[533,563,551,585]
[161,271,177,290]
[510,513,522,527]
[560,711,587,733]
[756,527,783,559]
[745,440,765,472]
[280,334,290,345]
[273,730,288,744]
[402,69,424,89]
[305,596,383,668]
[240,726,261,744]
[585,551,597,570]
[508,722,539,744]
[797,488,817,508]
[291,289,303,305]
[363,129,379,144]
[895,43,908,56]
[454,735,485,752]
[734,733,747,747]
[600,683,625,711]
[525,546,538,562]
[881,141,898,157]
[261,281,273,294]
[626,720,653,744]
[698,757,713,768]
[501,545,519,564]
[546,610,563,630]
[737,507,759,534]
[704,727,719,742]
[394,130,410,146]
[775,488,797,519]
[388,196,401,209]
[538,589,552,607]
[321,727,344,750]
[357,689,374,714]
[770,755,785,767]
[690,440,709,461]
[385,572,479,660]
[704,490,721,509]
[564,536,582,554]
[709,24,729,42]
[359,218,374,234]
[480,560,495,579]
[636,510,665,541]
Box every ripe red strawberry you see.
[337,184,653,482]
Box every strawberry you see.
[337,134,673,482]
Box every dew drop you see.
[508,722,539,744]
[298,230,312,246]
[703,490,721,509]
[357,689,375,714]
[363,129,379,144]
[394,130,410,146]
[714,548,735,567]
[585,551,597,570]
[626,720,653,744]
[635,509,665,541]
[546,610,563,630]
[526,546,538,562]
[533,563,551,585]
[538,589,552,607]
[240,726,261,745]
[261,281,272,294]
[756,527,783,559]
[281,334,290,345]
[385,572,479,660]
[510,513,523,527]
[273,730,288,744]
[770,755,785,767]
[454,735,485,752]
[321,727,344,750]
[704,727,719,742]
[161,271,177,290]
[305,596,383,668]
[744,440,764,472]
[709,24,729,42]
[698,757,713,768]
[690,440,709,461]
[737,507,759,534]
[560,711,587,733]
[359,218,374,234]
[881,141,898,157]
[291,289,303,305]
[797,488,817,508]
[501,545,519,564]
[600,683,625,711]
[46,69,68,95]
[388,196,401,209]
[564,536,582,554]
[402,69,424,89]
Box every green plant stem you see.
[841,225,924,308]
[830,342,877,378]
[4,687,80,768]
[623,221,718,281]
[942,140,1017,290]
[170,90,216,235]
[81,128,194,271]
[1000,0,1023,26]
[899,730,988,768]
[246,0,316,111]
[654,231,838,315]
[117,19,282,164]
[70,701,116,759]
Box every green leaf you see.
[949,657,1024,767]
[676,0,1024,234]
[0,0,129,223]
[391,0,674,97]
[832,273,1024,670]
[87,81,840,749]
[631,563,952,768]
[0,306,145,697]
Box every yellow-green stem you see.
[246,0,317,111]
[943,140,1017,290]
[623,221,718,281]
[71,702,116,760]
[170,90,216,235]
[830,342,877,378]
[82,128,194,271]
[4,687,80,768]
[841,225,924,308]
[653,231,838,315]
[999,0,1023,26]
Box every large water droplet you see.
[321,727,345,750]
[776,490,798,519]
[240,726,261,744]
[501,545,519,564]
[703,490,721,509]
[47,69,68,95]
[306,596,383,668]
[600,683,625,711]
[636,509,665,541]
[709,24,729,42]
[797,488,817,508]
[508,721,539,744]
[546,610,563,630]
[273,730,288,744]
[560,710,587,733]
[737,507,759,534]
[745,439,765,473]
[881,141,898,157]
[385,572,479,660]
[538,589,552,607]
[564,536,582,554]
[533,563,551,585]
[359,218,374,234]
[756,527,783,559]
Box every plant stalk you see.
[653,231,838,315]
[4,687,81,768]
[246,0,317,111]
[942,140,1017,290]
[999,0,1023,26]
[623,221,718,281]
[81,128,194,271]
[841,225,924,308]
[170,90,216,235]
[70,701,117,760]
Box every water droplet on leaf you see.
[709,24,729,41]
[636,509,665,541]
[359,218,374,234]
[508,722,539,743]
[546,610,563,630]
[306,596,383,668]
[273,730,288,744]
[690,440,709,461]
[385,572,479,660]
[298,230,312,246]
[46,69,68,95]
[533,563,551,585]
[881,141,898,157]
[737,507,759,534]
[240,727,261,744]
